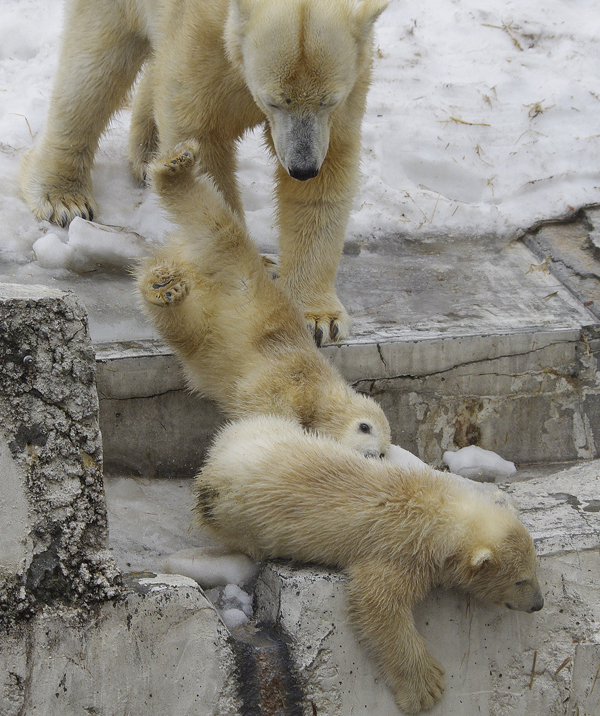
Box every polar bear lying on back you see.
[135,142,390,457]
[196,415,543,714]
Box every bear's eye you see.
[359,423,371,434]
[515,579,527,586]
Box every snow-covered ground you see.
[1,0,600,273]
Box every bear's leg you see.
[347,560,446,714]
[19,0,150,226]
[128,63,160,185]
[148,141,200,201]
[270,133,356,346]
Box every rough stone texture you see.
[523,206,600,323]
[0,283,120,624]
[0,573,238,716]
[331,326,600,466]
[254,462,600,716]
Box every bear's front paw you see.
[395,654,446,714]
[138,262,189,306]
[304,305,351,347]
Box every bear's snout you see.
[288,164,319,181]
[506,589,544,613]
[529,592,544,612]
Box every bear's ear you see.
[353,0,389,35]
[470,547,493,568]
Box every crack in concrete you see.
[352,337,586,385]
[97,388,184,401]
[376,343,388,371]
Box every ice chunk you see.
[32,233,73,269]
[32,220,154,272]
[386,444,428,471]
[443,445,516,482]
[161,547,259,588]
[67,218,152,272]
[224,583,254,616]
[205,583,254,631]
[221,608,249,630]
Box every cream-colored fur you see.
[134,142,391,457]
[196,415,544,714]
[19,0,388,344]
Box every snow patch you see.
[443,445,517,481]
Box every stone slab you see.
[0,574,237,716]
[0,283,120,622]
[95,321,600,474]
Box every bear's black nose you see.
[530,594,544,612]
[288,165,319,181]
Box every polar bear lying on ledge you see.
[195,415,543,714]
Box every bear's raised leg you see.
[148,141,201,204]
[19,0,150,226]
[347,560,446,714]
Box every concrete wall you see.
[96,326,600,477]
[0,283,120,624]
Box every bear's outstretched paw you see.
[139,262,189,306]
[394,655,446,714]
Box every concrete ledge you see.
[96,324,600,476]
[0,574,237,716]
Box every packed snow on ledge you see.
[1,0,600,277]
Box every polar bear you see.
[196,415,544,714]
[134,142,390,458]
[18,0,388,345]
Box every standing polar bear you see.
[196,415,544,714]
[19,0,388,344]
[135,141,391,458]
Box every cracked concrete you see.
[0,284,120,624]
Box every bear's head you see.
[453,509,544,613]
[225,0,388,180]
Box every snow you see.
[386,443,430,470]
[162,547,259,589]
[32,218,155,271]
[103,476,259,628]
[2,0,600,281]
[443,444,517,481]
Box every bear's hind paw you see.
[151,140,201,182]
[139,263,189,307]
